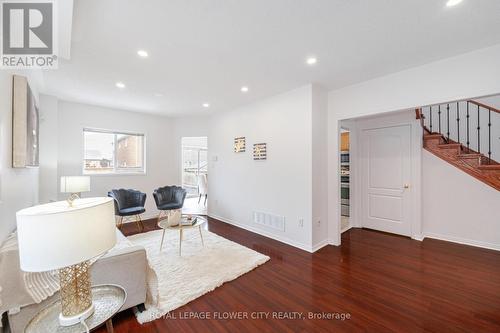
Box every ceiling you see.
[41,0,500,116]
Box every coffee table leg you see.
[160,229,166,251]
[106,319,114,333]
[199,226,204,247]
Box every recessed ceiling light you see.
[115,82,125,89]
[241,86,249,93]
[446,0,463,7]
[137,50,149,58]
[306,57,317,65]
[202,103,210,108]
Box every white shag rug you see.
[127,228,270,324]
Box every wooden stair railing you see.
[417,100,500,191]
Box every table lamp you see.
[60,176,91,206]
[16,197,117,326]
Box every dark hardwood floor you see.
[96,218,500,333]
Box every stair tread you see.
[457,153,481,159]
[437,143,461,149]
[437,143,460,146]
[478,164,500,170]
[419,104,500,191]
[423,134,443,140]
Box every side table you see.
[25,284,126,333]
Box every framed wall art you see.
[234,136,246,153]
[253,143,267,160]
[12,75,39,168]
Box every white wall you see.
[39,94,59,203]
[0,71,42,244]
[208,85,315,251]
[422,151,500,250]
[328,44,500,246]
[55,101,175,219]
[311,85,329,249]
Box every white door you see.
[361,125,412,236]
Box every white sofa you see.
[1,229,147,333]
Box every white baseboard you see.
[311,239,330,252]
[412,234,425,241]
[208,213,317,253]
[328,240,341,246]
[423,232,500,252]
[341,225,352,234]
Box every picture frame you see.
[253,143,267,160]
[234,136,246,153]
[12,75,39,168]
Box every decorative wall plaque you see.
[253,143,267,160]
[234,137,246,153]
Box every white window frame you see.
[83,128,146,175]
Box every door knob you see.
[403,184,410,189]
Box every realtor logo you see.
[1,1,57,68]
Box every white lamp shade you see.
[16,197,117,272]
[60,176,90,193]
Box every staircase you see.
[417,100,500,191]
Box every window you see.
[83,129,145,174]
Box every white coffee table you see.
[158,215,206,255]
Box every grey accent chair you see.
[108,189,147,231]
[153,185,187,224]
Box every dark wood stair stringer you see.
[422,130,500,191]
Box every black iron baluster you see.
[438,105,442,134]
[447,103,450,142]
[466,102,470,152]
[429,106,433,133]
[456,102,460,144]
[477,105,480,154]
[488,108,492,164]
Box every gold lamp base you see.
[66,192,81,207]
[58,261,94,326]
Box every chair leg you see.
[157,210,166,227]
[199,225,204,247]
[204,194,207,206]
[134,215,138,231]
[117,216,124,229]
[136,214,145,232]
[160,229,166,251]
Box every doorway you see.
[360,124,412,236]
[340,129,351,233]
[337,110,422,241]
[181,137,208,215]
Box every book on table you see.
[180,217,198,226]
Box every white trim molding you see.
[209,213,320,253]
[311,239,330,252]
[340,111,423,242]
[423,233,500,252]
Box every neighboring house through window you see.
[83,128,145,174]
